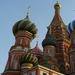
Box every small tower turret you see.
[42,34,56,57]
[42,32,59,71]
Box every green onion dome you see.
[20,52,38,66]
[12,16,38,38]
[42,34,56,47]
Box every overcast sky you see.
[0,0,75,73]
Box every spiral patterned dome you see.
[68,20,75,33]
[12,16,37,38]
[42,34,56,47]
[20,52,38,66]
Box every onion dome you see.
[68,20,75,33]
[12,15,38,38]
[42,34,56,47]
[20,52,38,66]
[32,41,43,55]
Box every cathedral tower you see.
[45,1,70,74]
[3,14,37,75]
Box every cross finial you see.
[56,0,60,3]
[27,6,31,15]
[25,6,31,19]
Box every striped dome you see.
[68,20,75,33]
[20,52,38,66]
[12,15,37,38]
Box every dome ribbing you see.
[12,16,37,38]
[20,52,38,66]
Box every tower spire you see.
[36,41,38,47]
[35,34,39,47]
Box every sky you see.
[0,0,75,73]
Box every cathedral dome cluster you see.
[12,16,37,38]
[68,20,75,33]
[3,1,75,75]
